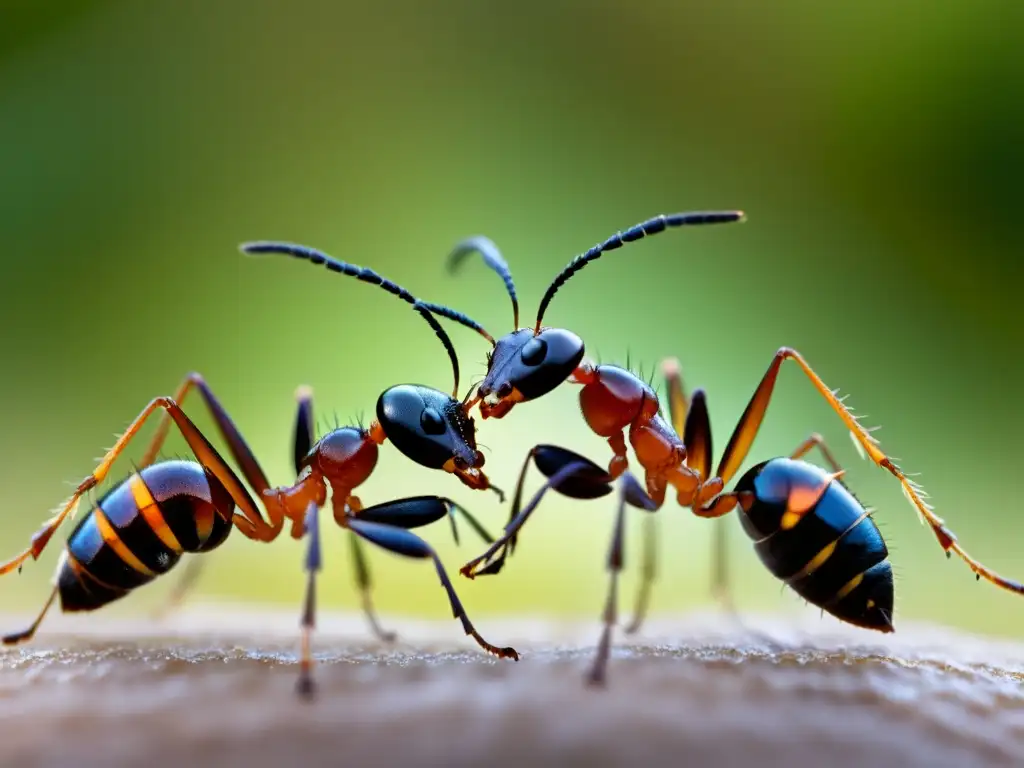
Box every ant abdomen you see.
[735,458,894,632]
[58,461,234,612]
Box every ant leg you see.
[347,517,518,660]
[344,494,499,643]
[2,588,58,645]
[623,514,656,636]
[135,375,295,539]
[293,385,315,474]
[587,473,658,686]
[297,502,320,700]
[626,361,710,635]
[353,496,496,545]
[152,557,205,620]
[713,347,1024,595]
[139,373,275,496]
[607,433,629,479]
[156,383,315,619]
[0,398,279,578]
[347,531,397,644]
[790,433,844,473]
[461,446,613,578]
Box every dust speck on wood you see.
[1,608,1022,768]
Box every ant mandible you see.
[0,245,517,698]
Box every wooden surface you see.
[1,607,1022,767]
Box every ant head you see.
[476,328,585,418]
[442,212,744,418]
[376,384,484,472]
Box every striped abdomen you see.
[57,460,234,612]
[735,458,894,632]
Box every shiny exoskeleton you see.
[56,462,233,614]
[0,245,519,699]
[735,458,892,631]
[243,241,501,495]
[445,211,1023,684]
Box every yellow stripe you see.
[831,572,864,603]
[787,509,876,583]
[93,508,157,577]
[130,474,183,553]
[787,539,838,582]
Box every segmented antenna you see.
[448,236,518,331]
[418,301,496,345]
[534,211,745,332]
[241,241,464,397]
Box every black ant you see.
[435,211,1024,683]
[0,244,517,698]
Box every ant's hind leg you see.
[156,384,314,620]
[2,588,58,645]
[714,347,1024,595]
[0,397,276,577]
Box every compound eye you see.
[420,407,446,435]
[520,337,548,366]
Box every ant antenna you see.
[241,242,464,398]
[534,211,745,333]
[418,300,496,345]
[448,235,519,331]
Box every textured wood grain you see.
[1,608,1022,767]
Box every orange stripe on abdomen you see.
[130,474,184,553]
[93,508,156,577]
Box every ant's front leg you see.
[344,514,517,660]
[340,494,499,644]
[460,445,614,579]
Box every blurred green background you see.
[1,0,1022,639]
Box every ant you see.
[442,211,745,622]
[436,211,1024,683]
[0,244,517,698]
